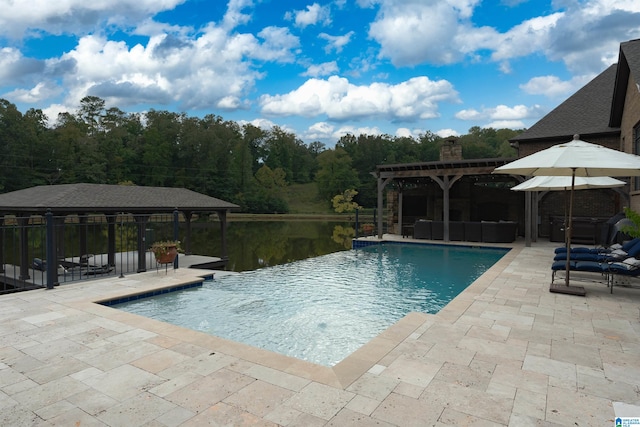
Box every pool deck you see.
[1,236,639,426]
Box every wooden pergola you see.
[0,184,239,288]
[373,157,534,243]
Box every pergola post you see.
[218,210,228,259]
[78,214,87,262]
[18,215,30,281]
[183,211,193,255]
[45,210,58,289]
[135,214,150,273]
[430,175,463,242]
[397,183,404,236]
[525,191,532,247]
[0,215,4,273]
[377,176,393,238]
[532,192,539,242]
[173,209,180,269]
[107,214,116,266]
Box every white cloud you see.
[4,82,62,103]
[489,14,563,62]
[302,121,388,142]
[223,0,255,30]
[490,1,640,74]
[302,61,339,77]
[42,103,70,126]
[0,1,303,112]
[19,17,299,110]
[367,0,494,66]
[0,47,46,83]
[455,104,544,122]
[455,108,482,121]
[484,119,526,129]
[252,26,300,62]
[237,117,297,134]
[365,0,640,76]
[455,104,545,130]
[435,128,461,138]
[318,31,354,53]
[260,75,459,121]
[332,125,385,139]
[286,3,332,28]
[520,74,593,98]
[0,0,185,38]
[395,127,416,138]
[395,127,441,139]
[304,121,335,140]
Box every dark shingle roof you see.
[511,64,619,142]
[0,184,239,215]
[611,39,640,127]
[621,39,640,86]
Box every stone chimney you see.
[439,136,462,161]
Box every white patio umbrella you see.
[494,135,640,295]
[511,176,626,192]
[512,176,626,262]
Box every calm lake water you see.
[187,220,357,271]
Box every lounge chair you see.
[604,258,640,293]
[83,265,114,275]
[554,237,640,254]
[553,252,619,262]
[33,258,69,276]
[32,258,46,271]
[554,238,640,262]
[551,257,640,293]
[551,260,608,285]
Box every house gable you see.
[610,38,640,128]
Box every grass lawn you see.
[283,183,333,214]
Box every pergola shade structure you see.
[374,158,519,242]
[0,183,239,289]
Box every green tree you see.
[255,165,287,189]
[332,189,360,213]
[621,207,640,238]
[140,110,181,186]
[77,95,106,135]
[0,99,32,190]
[315,148,360,203]
[417,131,443,161]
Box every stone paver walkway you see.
[1,237,639,426]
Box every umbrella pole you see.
[565,170,576,287]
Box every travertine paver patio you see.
[1,237,639,426]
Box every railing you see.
[0,212,180,294]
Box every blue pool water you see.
[112,243,508,366]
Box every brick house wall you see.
[518,132,626,237]
[620,71,640,211]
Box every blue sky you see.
[1,0,639,146]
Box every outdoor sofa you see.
[412,220,517,243]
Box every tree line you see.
[0,96,522,212]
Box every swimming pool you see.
[111,242,508,366]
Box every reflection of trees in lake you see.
[332,225,355,249]
[187,221,352,271]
